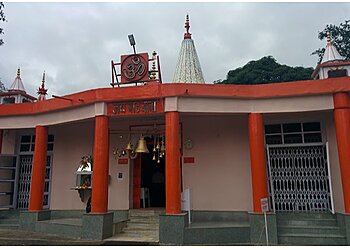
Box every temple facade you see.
[1,19,350,245]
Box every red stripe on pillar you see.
[333,93,350,213]
[165,111,181,214]
[28,126,48,211]
[91,115,109,214]
[248,113,268,213]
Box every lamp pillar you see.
[165,111,181,214]
[333,92,350,213]
[28,126,48,211]
[91,115,109,214]
[248,113,268,213]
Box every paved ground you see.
[0,228,160,246]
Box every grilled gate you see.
[17,155,52,209]
[266,143,333,212]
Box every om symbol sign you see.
[121,53,149,83]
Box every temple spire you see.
[173,14,205,84]
[9,67,26,92]
[321,31,345,64]
[37,71,48,101]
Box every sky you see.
[0,2,350,97]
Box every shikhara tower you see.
[173,15,205,83]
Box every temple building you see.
[0,68,36,104]
[1,17,350,245]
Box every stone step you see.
[127,218,159,224]
[278,233,347,246]
[278,225,344,236]
[0,223,19,229]
[278,218,338,227]
[0,218,19,224]
[128,210,164,217]
[0,210,20,219]
[126,226,158,231]
[277,213,335,220]
[36,219,82,239]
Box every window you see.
[265,122,322,145]
[328,69,347,78]
[2,97,15,104]
[20,135,55,152]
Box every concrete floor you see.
[0,228,159,246]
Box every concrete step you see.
[277,212,336,220]
[36,219,82,239]
[278,218,338,227]
[128,209,164,217]
[278,233,347,246]
[123,225,159,231]
[0,210,20,219]
[0,218,19,224]
[278,225,343,236]
[127,218,159,224]
[0,223,19,229]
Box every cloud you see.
[0,2,349,96]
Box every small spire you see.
[41,71,46,87]
[327,31,331,45]
[37,71,48,101]
[184,14,192,39]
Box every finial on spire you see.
[37,71,48,101]
[17,67,21,78]
[327,31,331,45]
[42,71,46,87]
[184,14,192,39]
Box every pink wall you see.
[50,120,94,210]
[182,115,253,211]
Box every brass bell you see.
[135,135,149,153]
[125,141,133,151]
[152,154,156,161]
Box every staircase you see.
[0,210,19,230]
[108,209,163,243]
[277,213,347,245]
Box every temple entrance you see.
[140,136,165,208]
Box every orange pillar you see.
[133,155,141,209]
[248,113,268,213]
[28,126,48,211]
[91,115,109,214]
[333,92,350,213]
[0,129,3,154]
[165,111,181,214]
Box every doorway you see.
[140,136,165,208]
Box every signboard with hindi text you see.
[107,99,164,116]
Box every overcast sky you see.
[0,2,350,97]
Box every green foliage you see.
[216,56,314,85]
[312,20,350,63]
[0,2,6,46]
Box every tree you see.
[312,20,350,63]
[216,56,314,85]
[0,2,6,46]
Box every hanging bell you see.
[152,154,156,161]
[135,135,149,153]
[125,141,133,151]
